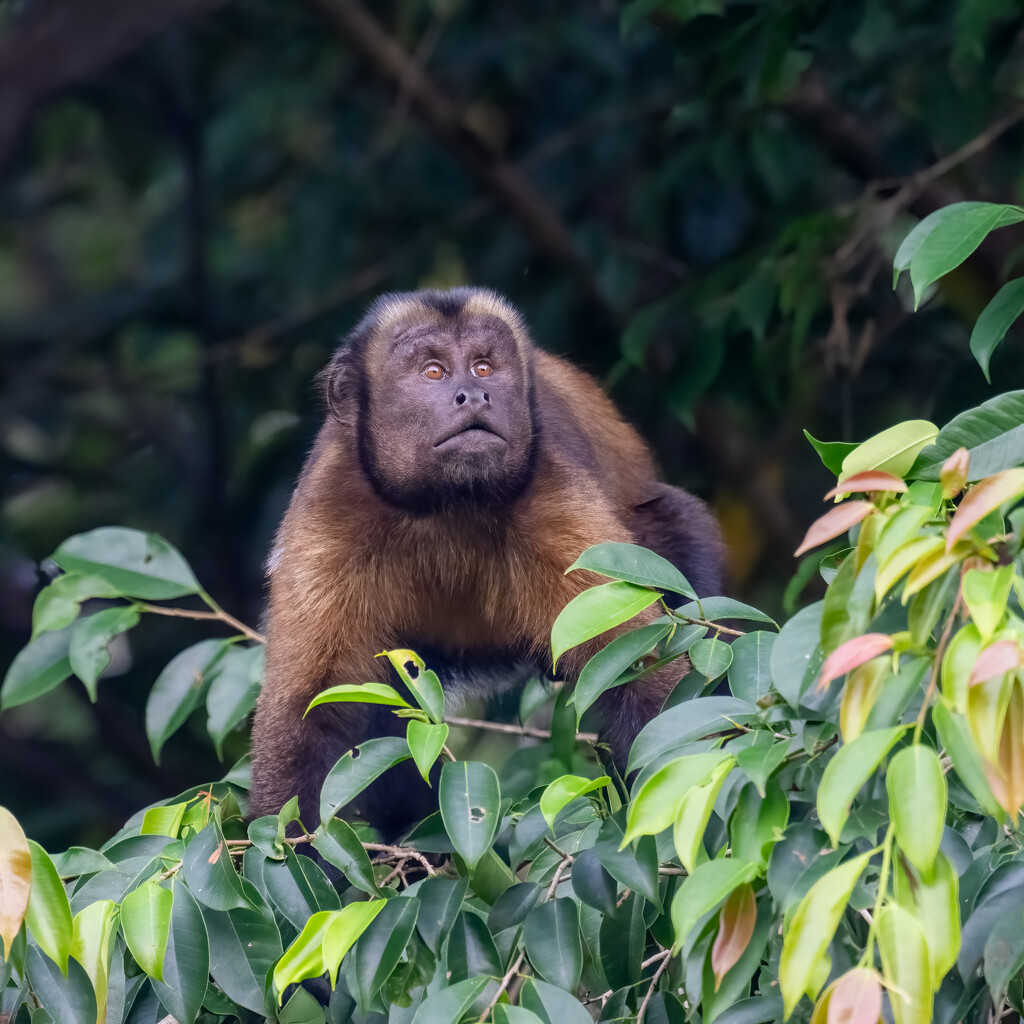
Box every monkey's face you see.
[358,312,535,513]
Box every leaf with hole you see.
[319,736,411,822]
[52,527,201,600]
[439,761,501,872]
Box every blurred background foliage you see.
[2,0,1024,847]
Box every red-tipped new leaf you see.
[969,640,1024,687]
[818,634,894,691]
[711,883,757,990]
[946,469,1024,552]
[826,472,907,499]
[795,502,876,557]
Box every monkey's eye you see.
[424,363,445,380]
[472,360,493,377]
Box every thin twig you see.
[636,949,673,1023]
[137,602,265,643]
[445,715,599,743]
[363,842,437,876]
[675,616,746,638]
[479,851,574,1020]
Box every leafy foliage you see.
[2,207,1024,1022]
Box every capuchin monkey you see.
[249,287,725,838]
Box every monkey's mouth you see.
[433,422,506,448]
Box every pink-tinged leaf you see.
[711,883,757,990]
[970,640,1024,687]
[940,447,970,499]
[947,468,1024,552]
[827,968,882,1024]
[818,634,894,692]
[0,807,31,956]
[827,472,908,499]
[795,502,877,557]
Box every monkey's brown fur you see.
[250,288,724,836]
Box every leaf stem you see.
[862,825,894,966]
[912,586,962,743]
[137,597,265,643]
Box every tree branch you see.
[304,0,613,318]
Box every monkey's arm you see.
[631,482,726,600]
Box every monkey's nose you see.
[455,388,490,407]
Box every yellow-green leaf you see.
[894,852,960,991]
[323,900,386,987]
[961,565,1014,643]
[875,536,944,603]
[839,421,938,483]
[24,840,73,974]
[119,882,172,982]
[817,728,905,846]
[887,745,946,874]
[779,853,871,1019]
[539,774,610,832]
[877,904,932,1024]
[672,758,733,873]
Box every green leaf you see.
[675,597,778,627]
[778,853,870,1017]
[594,817,660,905]
[319,736,411,822]
[840,421,938,482]
[627,695,755,773]
[439,761,501,872]
[893,203,994,283]
[311,818,383,897]
[380,648,446,724]
[961,565,1014,643]
[911,390,1024,480]
[140,802,187,838]
[672,756,734,872]
[566,542,696,599]
[893,852,959,990]
[31,574,122,639]
[205,645,263,759]
[982,913,1024,1003]
[0,806,31,957]
[181,822,250,911]
[306,681,410,714]
[120,882,172,981]
[272,909,334,998]
[416,876,469,954]
[519,977,594,1024]
[24,840,73,974]
[803,431,859,476]
[932,703,1003,818]
[410,976,493,1024]
[145,639,228,764]
[539,774,610,832]
[354,896,420,1003]
[68,606,139,700]
[322,900,385,989]
[816,727,905,846]
[876,904,932,1024]
[671,859,758,953]
[24,945,96,1024]
[571,622,671,721]
[905,202,1024,309]
[769,602,825,709]
[494,1007,547,1024]
[887,745,947,874]
[524,898,582,991]
[970,277,1024,381]
[263,847,339,929]
[551,581,662,669]
[1,626,74,711]
[69,898,117,1024]
[623,751,733,845]
[728,631,776,704]
[730,780,790,869]
[689,635,733,680]
[152,881,209,1024]
[448,910,502,980]
[52,527,201,600]
[203,903,282,1017]
[407,720,449,784]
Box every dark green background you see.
[2,0,1023,846]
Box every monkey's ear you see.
[320,350,359,424]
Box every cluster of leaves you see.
[3,205,1024,1022]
